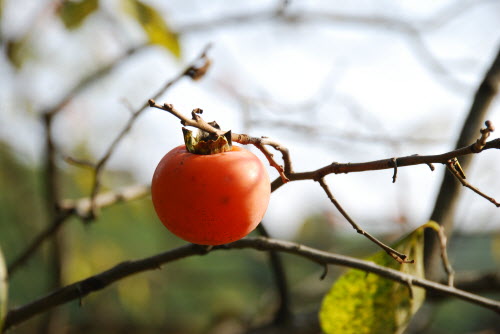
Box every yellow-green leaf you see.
[123,0,181,58]
[6,35,32,69]
[58,0,99,30]
[319,221,439,334]
[0,245,8,332]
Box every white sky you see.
[1,0,500,238]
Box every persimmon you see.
[151,126,270,245]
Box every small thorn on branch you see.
[320,263,329,280]
[391,157,398,183]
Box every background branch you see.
[425,45,500,279]
[86,44,212,219]
[6,45,212,275]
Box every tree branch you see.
[270,137,500,192]
[317,178,412,263]
[177,4,494,93]
[3,237,499,332]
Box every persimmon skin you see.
[152,145,271,245]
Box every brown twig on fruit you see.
[317,178,412,263]
[148,101,291,183]
[4,237,500,332]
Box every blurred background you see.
[1,0,499,333]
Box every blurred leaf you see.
[58,0,99,30]
[319,222,439,334]
[6,36,31,69]
[123,0,180,58]
[59,0,99,30]
[0,245,7,332]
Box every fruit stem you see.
[182,122,232,155]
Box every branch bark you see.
[270,137,500,192]
[3,237,499,332]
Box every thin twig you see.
[44,44,146,117]
[7,209,74,275]
[177,6,484,93]
[436,226,455,286]
[446,159,500,207]
[62,156,95,170]
[472,120,495,152]
[60,185,150,217]
[4,237,500,331]
[85,44,212,219]
[7,185,150,275]
[317,178,412,263]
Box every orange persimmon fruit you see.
[151,140,271,245]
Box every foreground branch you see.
[3,237,499,331]
[270,137,500,192]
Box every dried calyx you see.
[182,121,232,155]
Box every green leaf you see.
[58,0,99,30]
[0,245,7,332]
[123,0,181,58]
[319,221,439,334]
